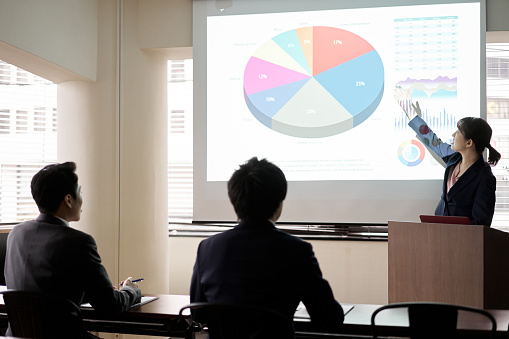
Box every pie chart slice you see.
[251,39,310,76]
[312,26,375,76]
[314,50,385,127]
[245,77,311,128]
[244,57,310,96]
[295,27,314,75]
[271,78,354,138]
[244,26,384,138]
[272,29,311,75]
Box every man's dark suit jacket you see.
[4,214,141,316]
[190,220,344,335]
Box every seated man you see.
[190,157,344,338]
[4,162,141,337]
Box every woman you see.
[396,88,501,226]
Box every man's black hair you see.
[227,157,287,222]
[31,162,78,214]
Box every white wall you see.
[138,0,192,49]
[0,0,98,81]
[117,0,170,294]
[56,0,122,288]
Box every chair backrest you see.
[371,302,497,339]
[0,232,9,285]
[1,290,87,339]
[179,302,295,339]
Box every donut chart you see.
[243,26,384,138]
[398,140,425,166]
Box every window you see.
[0,60,57,224]
[487,57,509,79]
[487,43,509,230]
[168,59,193,221]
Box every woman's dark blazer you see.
[409,116,496,226]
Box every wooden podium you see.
[388,221,509,309]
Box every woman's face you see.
[451,129,470,152]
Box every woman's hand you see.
[394,87,422,120]
[412,100,422,118]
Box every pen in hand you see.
[118,278,144,287]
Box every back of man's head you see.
[227,157,287,222]
[31,162,78,214]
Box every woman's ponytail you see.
[487,144,501,166]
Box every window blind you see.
[0,60,57,223]
[487,43,509,231]
[168,59,194,221]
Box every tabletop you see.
[2,291,509,338]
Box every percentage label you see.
[288,43,295,48]
[306,109,317,114]
[266,97,275,102]
[303,39,311,45]
[356,81,366,86]
[333,40,343,45]
[258,74,268,79]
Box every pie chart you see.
[398,139,425,166]
[243,26,384,138]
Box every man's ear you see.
[63,194,73,208]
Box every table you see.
[2,294,509,338]
[83,298,509,338]
[0,293,191,338]
[81,294,190,337]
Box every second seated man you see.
[190,157,344,338]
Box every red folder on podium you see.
[419,214,471,225]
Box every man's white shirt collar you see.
[55,216,70,227]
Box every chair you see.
[0,233,8,286]
[1,290,88,339]
[179,302,294,339]
[371,302,497,339]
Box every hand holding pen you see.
[119,277,144,289]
